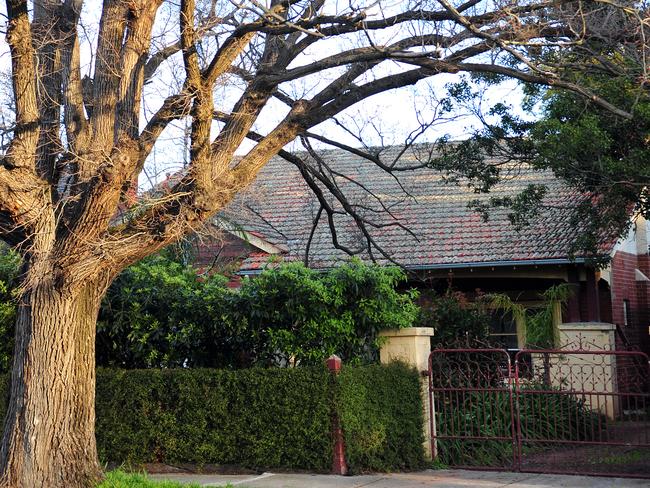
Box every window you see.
[623,299,631,327]
[489,302,562,350]
[489,310,520,350]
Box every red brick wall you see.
[193,233,253,267]
[608,251,650,394]
[610,251,649,354]
[638,254,650,276]
[636,281,650,354]
[191,233,263,288]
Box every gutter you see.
[404,257,588,271]
[237,257,592,276]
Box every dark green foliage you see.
[435,391,514,468]
[0,249,20,374]
[417,291,491,348]
[97,256,418,368]
[338,363,425,473]
[97,255,239,368]
[233,260,419,366]
[0,365,427,471]
[521,74,650,260]
[518,388,603,442]
[430,61,650,264]
[230,263,337,367]
[0,373,8,425]
[95,367,333,470]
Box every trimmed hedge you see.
[0,363,424,472]
[339,363,425,473]
[95,367,332,470]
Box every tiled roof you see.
[219,145,603,272]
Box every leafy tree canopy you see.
[429,3,650,264]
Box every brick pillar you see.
[378,327,435,459]
[326,355,347,475]
[585,267,601,322]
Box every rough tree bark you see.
[0,274,107,487]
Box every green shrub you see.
[95,367,332,470]
[435,387,604,467]
[3,365,425,473]
[233,260,419,366]
[417,291,491,349]
[97,255,239,369]
[338,362,425,473]
[0,248,20,374]
[96,256,419,369]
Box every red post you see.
[326,354,347,475]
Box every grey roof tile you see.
[218,145,604,271]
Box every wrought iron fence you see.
[429,348,650,478]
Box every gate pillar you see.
[379,327,435,459]
[556,322,618,418]
[557,322,616,351]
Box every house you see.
[186,144,650,356]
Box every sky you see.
[0,0,536,190]
[135,1,536,189]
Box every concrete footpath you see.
[150,469,650,487]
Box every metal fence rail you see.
[429,348,650,478]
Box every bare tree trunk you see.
[0,274,104,488]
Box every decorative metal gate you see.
[429,348,650,478]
